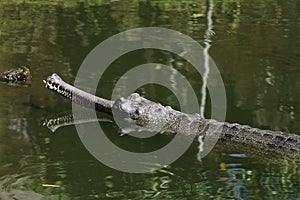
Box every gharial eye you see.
[135,109,140,115]
[130,109,140,120]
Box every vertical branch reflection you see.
[200,0,214,118]
[198,0,214,161]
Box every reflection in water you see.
[198,0,215,163]
[200,0,214,118]
[43,112,112,133]
[219,163,252,199]
[41,112,300,199]
[0,0,300,199]
[8,118,29,142]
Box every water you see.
[0,0,300,199]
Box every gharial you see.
[43,73,300,159]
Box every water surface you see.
[0,0,299,199]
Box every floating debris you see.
[229,154,246,158]
[41,184,61,188]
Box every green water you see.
[0,0,299,199]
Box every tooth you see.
[43,80,47,87]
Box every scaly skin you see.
[44,73,300,158]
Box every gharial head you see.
[43,73,64,91]
[112,93,169,126]
[112,93,145,121]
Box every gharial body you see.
[44,73,300,159]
